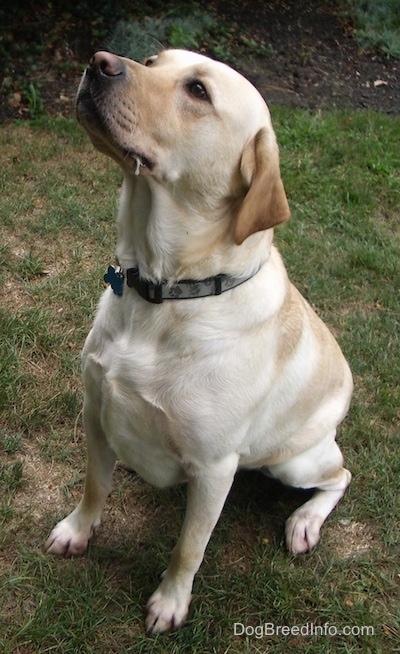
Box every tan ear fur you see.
[235,128,290,245]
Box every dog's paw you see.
[45,514,94,557]
[285,509,323,554]
[145,587,191,634]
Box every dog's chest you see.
[83,296,236,485]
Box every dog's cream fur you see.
[46,49,353,633]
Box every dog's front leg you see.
[46,362,116,557]
[146,452,239,634]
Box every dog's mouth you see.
[76,78,155,175]
[122,149,154,175]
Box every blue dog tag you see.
[104,265,124,297]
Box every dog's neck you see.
[115,175,273,283]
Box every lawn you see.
[0,107,399,653]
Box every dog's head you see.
[77,49,289,245]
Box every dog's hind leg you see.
[46,355,116,556]
[284,467,351,554]
[269,430,351,555]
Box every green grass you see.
[0,109,399,653]
[108,9,217,61]
[344,0,400,57]
[107,3,272,65]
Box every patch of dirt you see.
[0,0,399,122]
[216,0,400,114]
[11,442,76,524]
[324,520,377,559]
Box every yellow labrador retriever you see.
[46,49,353,633]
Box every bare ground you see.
[216,0,400,114]
[1,0,399,122]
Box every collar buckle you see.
[125,267,163,304]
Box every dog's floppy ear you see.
[235,128,290,245]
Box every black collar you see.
[104,265,258,304]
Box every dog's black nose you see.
[89,51,125,77]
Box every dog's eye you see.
[187,81,210,102]
[144,56,157,67]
